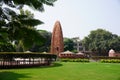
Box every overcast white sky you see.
[25,0,120,39]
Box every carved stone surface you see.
[50,21,64,55]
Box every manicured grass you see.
[0,62,120,80]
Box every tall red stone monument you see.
[50,21,64,55]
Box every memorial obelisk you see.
[50,21,64,55]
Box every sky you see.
[25,0,120,39]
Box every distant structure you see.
[50,21,64,55]
[109,49,120,57]
[59,50,85,58]
[109,49,115,57]
[72,37,84,52]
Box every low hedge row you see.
[100,59,120,63]
[0,52,57,59]
[60,58,89,62]
[92,56,120,60]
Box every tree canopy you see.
[30,30,52,52]
[0,0,57,52]
[64,38,74,52]
[82,29,120,56]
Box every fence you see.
[0,52,57,69]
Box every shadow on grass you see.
[0,71,30,80]
[0,62,63,70]
[117,77,120,80]
[50,62,63,67]
[37,62,63,69]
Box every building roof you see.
[77,52,84,55]
[61,50,74,54]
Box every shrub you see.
[60,58,89,62]
[60,58,69,62]
[92,56,120,60]
[100,59,120,63]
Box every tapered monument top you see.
[54,20,61,26]
[53,21,62,31]
[55,20,60,24]
[50,21,64,55]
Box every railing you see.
[0,52,57,69]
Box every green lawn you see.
[0,62,120,80]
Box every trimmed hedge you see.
[92,56,120,59]
[91,56,120,61]
[60,58,89,62]
[100,59,120,63]
[59,54,88,59]
[0,52,57,59]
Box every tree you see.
[0,0,56,25]
[109,36,120,52]
[0,42,15,52]
[11,9,45,51]
[30,30,52,52]
[0,0,57,51]
[82,29,120,56]
[0,34,15,52]
[0,18,16,51]
[64,38,75,52]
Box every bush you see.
[100,59,120,63]
[60,58,69,62]
[92,56,120,60]
[60,58,89,62]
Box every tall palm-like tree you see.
[0,0,57,51]
[0,0,56,22]
[8,9,45,51]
